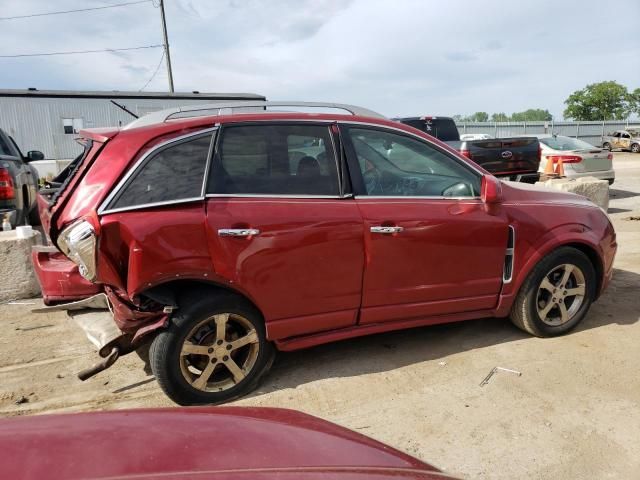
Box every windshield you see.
[540,136,596,151]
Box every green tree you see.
[511,109,553,121]
[467,111,489,122]
[563,81,632,120]
[630,88,640,117]
[491,112,509,122]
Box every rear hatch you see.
[38,128,118,241]
[463,137,540,176]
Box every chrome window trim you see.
[98,127,217,215]
[326,124,344,196]
[100,197,203,215]
[206,193,343,199]
[354,195,482,201]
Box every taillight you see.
[0,168,15,200]
[546,155,582,164]
[607,153,613,160]
[461,149,472,159]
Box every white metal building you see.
[0,89,265,160]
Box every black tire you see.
[28,204,41,226]
[510,247,596,337]
[150,291,275,405]
[602,142,612,151]
[631,143,640,154]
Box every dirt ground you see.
[1,153,639,479]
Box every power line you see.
[0,45,163,58]
[0,0,152,21]
[139,49,165,91]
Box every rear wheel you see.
[150,292,275,405]
[631,143,640,153]
[510,247,596,337]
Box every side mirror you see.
[26,151,44,161]
[481,174,503,204]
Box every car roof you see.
[123,101,385,130]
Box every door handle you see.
[218,228,260,237]
[370,226,403,234]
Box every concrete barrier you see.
[0,230,42,302]
[534,177,609,211]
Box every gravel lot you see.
[1,153,639,479]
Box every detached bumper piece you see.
[33,293,131,380]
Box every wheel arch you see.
[496,231,605,316]
[138,278,265,321]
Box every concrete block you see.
[0,230,42,302]
[534,177,609,210]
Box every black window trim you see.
[98,127,217,215]
[204,121,348,199]
[338,122,483,200]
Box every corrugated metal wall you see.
[0,97,254,160]
[456,120,634,146]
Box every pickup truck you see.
[0,128,43,227]
[601,129,640,153]
[395,116,541,183]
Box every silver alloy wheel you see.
[179,313,260,392]
[536,263,586,326]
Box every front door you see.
[205,122,364,338]
[341,125,509,325]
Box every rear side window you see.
[0,134,13,156]
[208,124,339,196]
[108,133,212,210]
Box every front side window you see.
[108,133,212,210]
[208,124,339,196]
[347,127,480,197]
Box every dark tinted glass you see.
[110,134,211,209]
[349,127,480,197]
[402,119,460,142]
[209,124,339,195]
[0,134,13,156]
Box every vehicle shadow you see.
[610,189,639,200]
[250,267,639,395]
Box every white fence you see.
[455,120,636,146]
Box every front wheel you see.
[510,247,596,337]
[631,143,640,153]
[150,292,275,405]
[602,142,612,151]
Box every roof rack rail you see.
[123,101,385,129]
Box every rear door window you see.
[208,124,339,196]
[107,133,212,210]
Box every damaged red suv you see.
[33,102,617,405]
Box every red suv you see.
[33,102,617,405]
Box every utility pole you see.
[159,0,174,92]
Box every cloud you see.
[0,0,638,119]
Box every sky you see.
[0,0,638,119]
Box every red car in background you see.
[33,101,616,405]
[0,407,450,479]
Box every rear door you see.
[619,132,631,150]
[341,125,509,325]
[204,123,364,338]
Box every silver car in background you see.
[536,134,615,185]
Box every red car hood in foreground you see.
[1,407,449,480]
